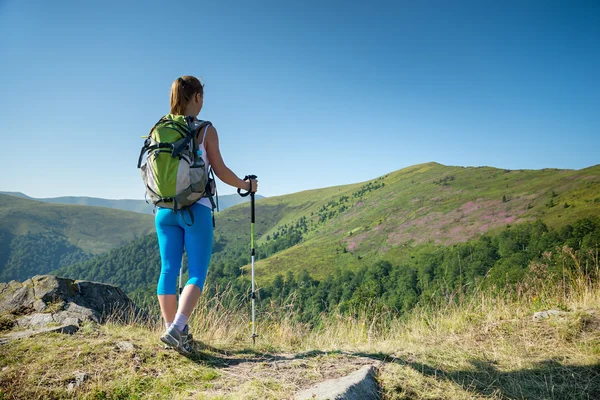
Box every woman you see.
[157,76,258,354]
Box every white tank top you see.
[197,124,212,209]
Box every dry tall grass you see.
[2,246,599,399]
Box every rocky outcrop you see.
[0,324,79,345]
[295,365,380,400]
[0,275,139,331]
[532,309,571,321]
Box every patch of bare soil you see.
[194,347,380,396]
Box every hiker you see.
[153,76,258,354]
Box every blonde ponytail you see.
[170,76,204,115]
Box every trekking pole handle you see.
[237,175,258,198]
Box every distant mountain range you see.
[0,192,265,215]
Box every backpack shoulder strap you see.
[195,120,212,145]
[200,124,211,145]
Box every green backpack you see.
[137,114,217,223]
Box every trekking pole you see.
[238,175,258,345]
[179,259,183,297]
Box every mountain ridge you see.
[0,192,266,215]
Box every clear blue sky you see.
[1,0,598,199]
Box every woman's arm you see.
[204,125,258,192]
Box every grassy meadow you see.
[2,250,599,399]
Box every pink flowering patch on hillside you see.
[387,197,531,246]
[345,231,371,252]
[414,212,438,226]
[460,201,481,214]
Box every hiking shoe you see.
[160,325,193,355]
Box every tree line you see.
[208,217,600,322]
[53,216,600,323]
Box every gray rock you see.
[116,341,138,351]
[0,324,79,344]
[0,281,35,315]
[75,280,133,316]
[64,302,98,322]
[17,313,55,328]
[0,275,142,332]
[32,299,48,312]
[55,315,82,327]
[295,365,380,400]
[67,372,89,390]
[533,310,570,321]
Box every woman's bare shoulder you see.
[204,124,219,152]
[206,124,217,135]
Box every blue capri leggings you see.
[155,203,213,295]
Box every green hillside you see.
[249,162,600,280]
[54,234,161,295]
[53,163,600,308]
[0,194,154,282]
